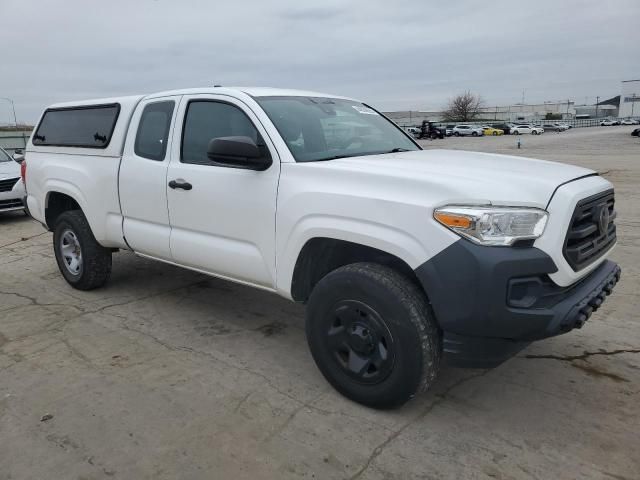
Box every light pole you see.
[0,97,25,150]
[0,97,18,127]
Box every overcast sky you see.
[1,0,638,124]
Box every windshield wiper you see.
[312,148,413,162]
[314,153,368,162]
[385,147,411,153]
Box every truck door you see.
[120,96,180,259]
[166,94,280,288]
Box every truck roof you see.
[144,86,356,101]
[30,87,359,157]
[46,87,356,109]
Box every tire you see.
[305,262,442,409]
[492,131,498,136]
[53,210,112,290]
[513,130,519,135]
[472,132,478,137]
[453,132,459,137]
[532,130,538,135]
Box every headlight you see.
[434,206,548,246]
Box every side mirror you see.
[13,151,25,164]
[207,136,272,171]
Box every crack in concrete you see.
[0,289,83,313]
[523,349,638,384]
[523,348,640,362]
[347,370,489,480]
[265,391,326,442]
[0,231,48,250]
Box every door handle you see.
[168,179,193,190]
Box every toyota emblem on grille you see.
[598,205,610,234]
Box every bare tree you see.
[442,91,484,122]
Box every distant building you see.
[384,100,576,127]
[619,79,640,118]
[575,96,619,119]
[383,110,442,127]
[478,101,575,122]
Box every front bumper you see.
[0,178,26,213]
[415,240,621,368]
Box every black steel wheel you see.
[306,262,442,409]
[326,299,395,384]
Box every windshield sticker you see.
[352,105,378,115]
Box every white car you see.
[620,119,639,125]
[511,124,544,135]
[553,123,570,131]
[0,147,26,213]
[24,87,621,409]
[600,119,614,126]
[452,124,484,136]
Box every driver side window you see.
[181,101,264,166]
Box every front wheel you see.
[472,132,478,137]
[306,263,442,409]
[513,130,519,135]
[53,210,112,290]
[453,132,460,137]
[492,131,498,136]
[532,130,538,135]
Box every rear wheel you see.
[472,131,478,137]
[532,130,538,135]
[454,132,460,137]
[513,130,519,135]
[305,263,442,409]
[492,131,498,136]
[53,210,112,290]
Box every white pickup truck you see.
[23,87,620,408]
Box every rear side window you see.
[33,104,120,148]
[134,101,175,161]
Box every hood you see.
[0,160,21,179]
[317,149,595,208]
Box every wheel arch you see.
[45,189,86,230]
[289,237,423,303]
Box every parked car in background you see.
[621,119,639,125]
[511,124,544,135]
[405,127,420,137]
[445,125,455,136]
[543,123,567,132]
[418,121,445,140]
[600,119,614,126]
[611,119,621,126]
[452,125,484,136]
[554,122,571,130]
[0,147,26,213]
[482,126,504,136]
[490,123,514,134]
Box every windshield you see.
[0,148,12,163]
[255,96,419,162]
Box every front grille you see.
[0,177,19,192]
[564,189,616,271]
[0,198,23,210]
